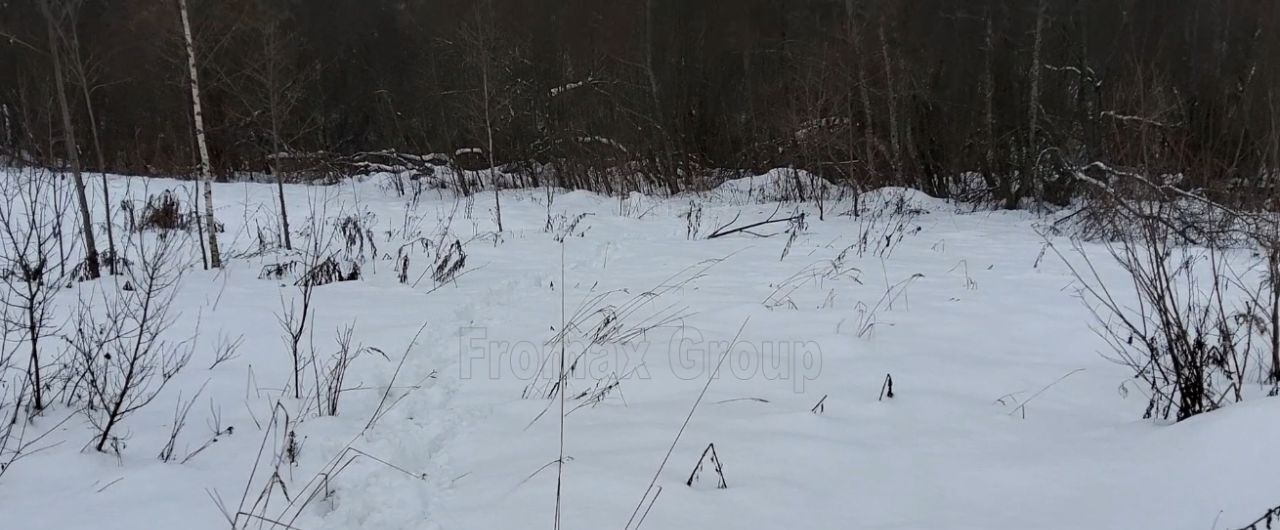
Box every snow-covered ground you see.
[2,169,1278,529]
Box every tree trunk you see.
[45,0,100,280]
[26,306,42,411]
[984,6,997,176]
[273,162,292,250]
[265,26,293,251]
[878,22,901,178]
[1018,0,1047,209]
[644,0,681,194]
[845,1,872,217]
[178,0,221,268]
[270,112,292,250]
[983,4,1009,205]
[1270,246,1280,382]
[193,182,208,269]
[63,10,118,276]
[857,46,875,182]
[479,5,503,232]
[76,63,117,275]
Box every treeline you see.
[2,0,1279,205]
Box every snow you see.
[2,168,1279,530]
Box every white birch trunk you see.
[178,0,221,268]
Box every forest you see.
[2,0,1278,207]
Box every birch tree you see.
[878,20,901,178]
[177,0,221,268]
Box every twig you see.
[711,397,770,405]
[810,394,828,414]
[684,443,727,489]
[365,321,430,431]
[95,477,125,493]
[1010,368,1085,419]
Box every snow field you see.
[1,169,1277,529]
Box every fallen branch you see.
[708,214,804,239]
[707,204,805,239]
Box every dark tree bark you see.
[42,0,99,280]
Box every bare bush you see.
[779,208,807,261]
[522,254,728,403]
[278,274,314,401]
[158,381,207,463]
[392,238,430,285]
[844,189,924,259]
[71,233,193,452]
[763,249,864,310]
[1052,205,1277,421]
[291,200,369,288]
[296,256,360,287]
[138,191,191,231]
[0,412,73,482]
[1059,163,1265,247]
[0,170,72,413]
[336,212,378,267]
[317,323,375,417]
[682,200,703,240]
[430,240,467,285]
[1244,242,1280,384]
[211,401,425,530]
[548,212,592,242]
[125,190,224,235]
[258,261,301,282]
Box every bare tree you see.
[228,10,316,251]
[177,0,221,268]
[278,271,314,401]
[458,1,504,231]
[845,2,875,206]
[983,4,1000,201]
[71,231,191,453]
[263,30,297,252]
[878,19,901,178]
[0,169,72,413]
[279,198,330,401]
[1020,0,1047,209]
[643,0,681,194]
[60,0,118,273]
[479,10,502,233]
[40,0,99,280]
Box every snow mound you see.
[858,186,944,214]
[711,168,951,214]
[713,168,841,201]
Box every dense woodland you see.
[2,0,1279,206]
